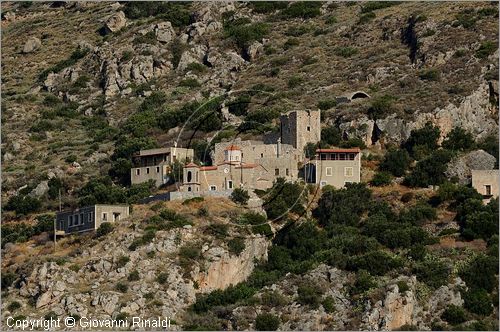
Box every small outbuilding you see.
[56,204,130,235]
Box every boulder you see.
[29,181,49,198]
[104,11,126,34]
[446,149,496,184]
[155,22,175,43]
[246,41,263,61]
[23,37,41,53]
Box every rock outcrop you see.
[104,11,126,34]
[23,37,41,53]
[445,149,496,184]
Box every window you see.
[344,167,353,177]
[332,153,338,160]
[146,167,150,174]
[326,167,333,176]
[136,169,140,176]
[339,153,346,160]
[69,215,73,227]
[307,126,311,131]
[320,154,327,160]
[286,168,289,176]
[485,185,492,196]
[210,185,217,191]
[348,153,355,160]
[89,212,93,222]
[275,168,280,176]
[74,214,79,225]
[235,155,239,161]
[187,171,192,182]
[261,153,264,158]
[188,186,192,192]
[80,213,84,225]
[156,166,160,173]
[102,213,107,221]
[227,180,233,189]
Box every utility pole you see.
[54,188,61,252]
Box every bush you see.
[264,178,306,220]
[288,75,303,88]
[230,188,250,205]
[368,95,394,119]
[361,1,399,13]
[179,78,201,88]
[38,47,89,81]
[281,2,321,19]
[179,243,201,260]
[228,238,245,256]
[123,2,191,27]
[224,19,269,50]
[463,288,493,316]
[334,47,358,58]
[351,270,376,294]
[413,259,450,288]
[116,255,130,268]
[297,283,323,308]
[441,305,467,325]
[185,62,206,73]
[442,127,475,151]
[317,99,337,111]
[404,122,441,159]
[418,68,440,81]
[255,313,280,331]
[380,148,410,177]
[404,149,453,187]
[96,222,113,237]
[128,270,140,281]
[321,126,341,146]
[249,1,288,14]
[4,194,41,215]
[1,272,17,289]
[115,282,128,293]
[322,296,335,313]
[7,301,21,312]
[156,272,168,284]
[459,254,498,292]
[475,41,497,59]
[358,12,376,24]
[227,95,251,116]
[370,172,392,186]
[284,38,300,49]
[397,281,410,293]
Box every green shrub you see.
[322,296,335,313]
[255,313,280,331]
[264,178,306,220]
[284,38,300,49]
[128,270,140,281]
[224,19,269,50]
[230,188,250,205]
[7,301,21,312]
[182,197,204,205]
[454,9,477,29]
[368,95,394,119]
[96,222,114,237]
[227,95,251,116]
[116,255,130,268]
[123,2,191,27]
[1,272,17,289]
[413,259,450,288]
[115,282,128,293]
[249,1,288,14]
[156,272,168,284]
[404,122,441,159]
[317,99,337,111]
[418,68,440,81]
[179,78,201,88]
[285,25,309,36]
[459,254,498,292]
[441,305,467,325]
[476,41,497,59]
[358,12,376,24]
[185,62,206,73]
[179,243,201,260]
[361,1,399,13]
[321,126,341,146]
[397,280,410,293]
[370,172,392,186]
[281,2,321,19]
[297,283,323,308]
[38,47,89,81]
[228,238,245,256]
[404,150,453,187]
[463,288,493,316]
[380,148,410,177]
[334,47,358,58]
[288,75,303,88]
[4,194,41,215]
[351,270,376,294]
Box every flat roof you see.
[134,147,171,157]
[316,148,361,153]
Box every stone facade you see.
[280,110,321,154]
[56,204,130,235]
[471,169,499,199]
[304,148,361,188]
[212,139,300,165]
[130,147,194,186]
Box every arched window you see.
[187,171,192,182]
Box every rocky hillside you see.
[1,1,499,331]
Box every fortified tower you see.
[280,110,321,154]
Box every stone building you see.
[130,146,194,186]
[56,204,130,235]
[212,139,300,165]
[472,169,499,200]
[180,144,298,192]
[280,110,321,154]
[304,148,361,188]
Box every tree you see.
[255,313,280,331]
[404,149,453,187]
[380,148,410,177]
[442,127,475,151]
[441,305,467,325]
[230,188,250,205]
[321,126,341,146]
[5,194,41,215]
[304,142,318,159]
[463,288,493,316]
[96,222,114,237]
[459,254,498,292]
[404,122,441,159]
[370,172,392,186]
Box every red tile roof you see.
[225,145,241,151]
[316,148,361,153]
[199,166,217,171]
[185,162,199,168]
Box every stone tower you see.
[280,110,321,153]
